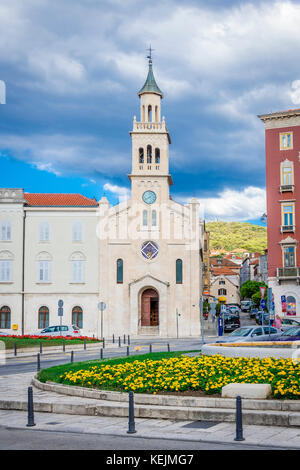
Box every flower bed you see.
[0,335,101,349]
[58,354,300,399]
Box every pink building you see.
[258,108,300,318]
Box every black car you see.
[222,313,240,332]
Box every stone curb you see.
[201,344,298,359]
[32,377,300,412]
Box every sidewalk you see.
[0,372,299,449]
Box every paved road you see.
[0,427,277,451]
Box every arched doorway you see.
[141,288,159,326]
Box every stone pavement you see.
[0,372,299,449]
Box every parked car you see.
[38,325,81,337]
[222,313,240,332]
[280,318,300,331]
[255,311,274,325]
[272,326,300,342]
[250,308,258,319]
[227,305,240,315]
[241,300,252,312]
[215,325,281,343]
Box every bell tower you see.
[129,54,172,207]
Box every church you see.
[0,58,208,338]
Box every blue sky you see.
[1,0,300,223]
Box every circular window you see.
[142,190,156,205]
[141,241,159,260]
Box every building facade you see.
[0,60,207,337]
[258,109,300,318]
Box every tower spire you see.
[138,47,163,98]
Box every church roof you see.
[138,60,163,97]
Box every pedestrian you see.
[275,314,282,330]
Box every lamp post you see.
[176,308,181,338]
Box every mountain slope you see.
[206,221,267,253]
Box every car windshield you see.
[229,328,252,337]
[283,327,300,336]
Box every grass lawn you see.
[37,351,195,384]
[0,336,101,350]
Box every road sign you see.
[260,299,266,309]
[260,287,266,298]
[58,307,63,317]
[58,299,64,308]
[221,304,227,313]
[281,295,286,303]
[98,302,106,311]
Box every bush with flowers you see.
[57,354,300,399]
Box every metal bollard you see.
[63,339,65,352]
[167,343,170,352]
[37,353,40,372]
[128,335,130,346]
[26,386,36,427]
[40,341,43,354]
[100,348,103,360]
[84,338,86,350]
[126,346,129,356]
[71,351,74,363]
[14,341,17,356]
[127,391,136,434]
[112,334,115,344]
[234,396,245,441]
[124,334,126,344]
[102,337,105,349]
[118,336,121,347]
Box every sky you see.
[1,0,300,224]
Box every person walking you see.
[275,314,282,330]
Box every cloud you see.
[177,186,266,222]
[103,182,130,202]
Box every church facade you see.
[0,60,208,338]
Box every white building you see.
[0,59,206,338]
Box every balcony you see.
[281,225,295,233]
[277,267,300,283]
[280,184,294,193]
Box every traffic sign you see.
[260,299,266,309]
[281,295,286,303]
[260,287,266,298]
[58,307,63,317]
[58,299,64,308]
[98,302,106,311]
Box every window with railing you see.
[281,204,295,232]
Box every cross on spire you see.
[146,45,154,63]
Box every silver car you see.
[280,319,300,331]
[215,325,281,343]
[38,324,81,337]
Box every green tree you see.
[240,280,267,300]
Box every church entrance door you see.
[141,288,159,326]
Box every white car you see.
[38,324,81,337]
[214,325,282,343]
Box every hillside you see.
[206,221,267,254]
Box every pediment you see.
[129,273,170,287]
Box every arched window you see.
[147,145,152,163]
[39,221,50,242]
[117,259,123,284]
[72,306,83,328]
[38,306,49,329]
[139,148,144,163]
[1,221,11,241]
[155,105,158,122]
[152,210,157,227]
[148,105,152,122]
[0,306,11,329]
[176,259,183,284]
[155,148,160,164]
[143,210,148,227]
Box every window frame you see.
[280,132,293,150]
[281,202,295,230]
[176,259,183,284]
[72,221,83,242]
[117,258,123,284]
[0,259,12,282]
[0,305,11,329]
[72,306,83,329]
[37,260,51,283]
[39,221,50,242]
[0,221,12,241]
[38,306,49,329]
